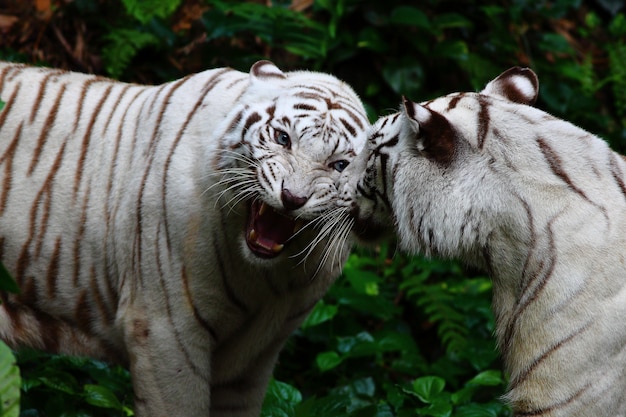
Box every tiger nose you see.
[281,188,308,211]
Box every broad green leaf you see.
[418,399,453,417]
[0,341,20,417]
[264,379,302,406]
[301,300,338,329]
[0,100,4,112]
[83,384,123,410]
[412,376,446,404]
[466,370,503,387]
[315,351,343,372]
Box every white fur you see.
[345,67,626,416]
[0,61,369,417]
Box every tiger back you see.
[342,67,626,416]
[0,60,369,417]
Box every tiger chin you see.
[342,67,626,416]
[0,60,369,417]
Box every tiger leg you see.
[124,307,212,417]
[210,336,288,417]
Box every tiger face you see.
[342,67,541,259]
[215,61,369,261]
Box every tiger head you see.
[215,61,369,262]
[342,67,541,260]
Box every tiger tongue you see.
[246,200,297,258]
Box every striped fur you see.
[341,67,626,416]
[0,60,368,417]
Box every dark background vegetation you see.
[0,0,624,416]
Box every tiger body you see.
[0,61,368,416]
[342,67,626,416]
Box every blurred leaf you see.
[466,371,504,387]
[315,351,343,372]
[0,342,20,417]
[84,384,123,410]
[121,0,182,23]
[389,6,430,29]
[412,376,446,404]
[301,300,338,329]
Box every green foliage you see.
[17,351,132,417]
[0,342,20,417]
[1,0,625,416]
[121,0,182,24]
[264,247,509,416]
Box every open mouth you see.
[246,200,303,258]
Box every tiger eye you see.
[275,130,291,148]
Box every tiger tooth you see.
[249,229,258,241]
[272,243,284,253]
[259,202,267,216]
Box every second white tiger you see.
[0,60,369,417]
[342,67,626,416]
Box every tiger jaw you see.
[245,200,304,258]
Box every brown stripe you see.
[73,82,113,197]
[446,94,463,111]
[45,237,62,298]
[133,77,191,280]
[476,95,490,149]
[74,290,93,334]
[28,83,68,175]
[213,240,249,313]
[0,121,22,215]
[339,117,357,137]
[537,137,590,202]
[151,226,210,382]
[515,383,590,416]
[160,70,233,254]
[90,264,115,325]
[73,186,91,287]
[610,152,626,202]
[181,265,218,341]
[508,322,592,390]
[29,70,65,124]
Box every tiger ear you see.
[402,97,456,165]
[481,67,539,105]
[249,60,287,83]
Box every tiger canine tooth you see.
[249,229,258,241]
[259,202,267,216]
[272,243,284,253]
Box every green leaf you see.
[412,376,446,404]
[301,300,338,329]
[418,399,452,417]
[315,351,343,372]
[389,6,430,29]
[0,342,20,417]
[35,369,80,395]
[0,100,4,112]
[454,403,499,417]
[121,0,182,23]
[83,384,123,410]
[0,262,18,294]
[102,29,159,79]
[264,379,302,406]
[466,370,504,387]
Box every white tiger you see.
[0,60,369,417]
[341,67,626,416]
